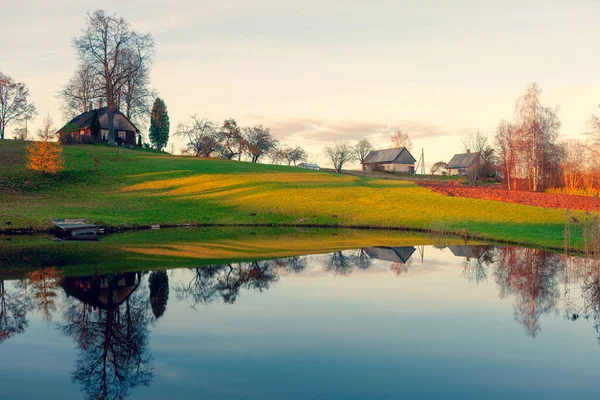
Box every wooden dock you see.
[52,219,103,240]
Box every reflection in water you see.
[148,271,169,319]
[493,248,562,337]
[452,245,494,284]
[0,280,33,343]
[27,266,62,322]
[4,243,600,398]
[174,258,296,306]
[59,272,153,399]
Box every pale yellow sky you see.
[3,0,600,168]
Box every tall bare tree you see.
[324,141,355,173]
[494,120,518,190]
[114,49,155,131]
[0,71,37,140]
[390,130,412,150]
[514,83,561,191]
[354,138,373,169]
[56,61,103,119]
[72,10,154,146]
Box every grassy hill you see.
[0,140,586,249]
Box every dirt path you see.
[420,182,600,212]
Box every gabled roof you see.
[363,246,416,264]
[446,152,480,169]
[58,107,140,133]
[363,147,416,164]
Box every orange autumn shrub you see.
[27,141,64,174]
[26,115,64,175]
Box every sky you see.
[3,0,600,169]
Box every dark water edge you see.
[1,228,599,399]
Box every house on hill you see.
[362,147,416,173]
[57,107,139,146]
[446,150,480,176]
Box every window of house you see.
[101,130,108,141]
[118,131,126,139]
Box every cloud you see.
[262,117,463,145]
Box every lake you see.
[0,229,599,399]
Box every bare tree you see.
[56,61,103,120]
[514,83,561,191]
[114,50,155,131]
[430,161,447,175]
[462,131,488,184]
[0,71,37,140]
[72,10,154,146]
[354,139,373,169]
[494,120,518,190]
[243,125,278,163]
[284,146,307,166]
[218,118,245,160]
[391,130,412,150]
[324,141,355,173]
[175,116,221,157]
[557,140,592,191]
[586,111,600,158]
[268,146,286,164]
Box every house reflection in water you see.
[62,272,142,310]
[363,246,416,275]
[59,271,153,399]
[363,247,416,264]
[447,245,493,261]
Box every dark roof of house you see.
[363,246,416,264]
[446,152,480,169]
[58,107,140,133]
[363,147,416,164]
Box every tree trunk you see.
[0,123,4,140]
[107,107,115,146]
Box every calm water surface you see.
[1,243,599,399]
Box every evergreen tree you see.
[137,133,142,147]
[149,98,169,150]
[90,110,100,142]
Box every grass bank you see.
[0,140,588,249]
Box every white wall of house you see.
[365,163,414,173]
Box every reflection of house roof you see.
[363,246,416,264]
[363,147,416,164]
[446,152,480,169]
[62,272,140,310]
[448,245,490,260]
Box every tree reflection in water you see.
[0,280,33,343]
[58,272,154,400]
[27,266,62,322]
[491,247,562,337]
[174,258,294,306]
[148,271,169,319]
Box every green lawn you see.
[0,140,586,250]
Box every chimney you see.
[97,99,102,109]
[467,149,470,154]
[88,101,93,112]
